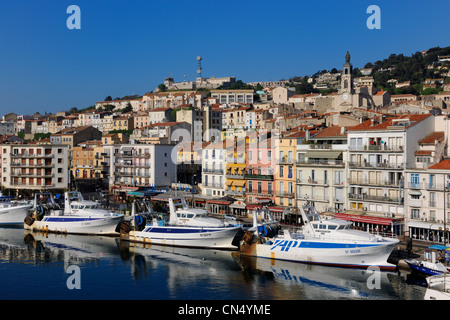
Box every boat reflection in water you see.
[237,255,424,300]
[0,228,427,300]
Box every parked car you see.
[224,214,237,221]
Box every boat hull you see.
[24,215,124,235]
[0,204,33,226]
[406,261,446,277]
[241,237,399,270]
[121,225,240,250]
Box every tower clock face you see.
[343,93,348,100]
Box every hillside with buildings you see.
[1,48,450,246]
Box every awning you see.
[230,200,246,209]
[305,150,342,159]
[408,221,450,231]
[428,245,450,251]
[233,180,246,187]
[408,190,422,196]
[206,200,231,205]
[335,212,403,226]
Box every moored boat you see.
[424,274,450,300]
[240,201,399,270]
[24,191,124,235]
[118,197,240,250]
[0,192,33,226]
[405,259,449,277]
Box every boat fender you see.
[243,230,254,245]
[35,206,45,221]
[135,215,147,231]
[24,216,35,226]
[116,220,131,234]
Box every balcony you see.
[348,178,401,187]
[244,173,274,180]
[348,193,403,203]
[225,189,245,196]
[349,145,403,152]
[349,162,404,169]
[226,173,245,179]
[297,193,329,202]
[296,159,344,167]
[276,191,295,198]
[246,189,272,197]
[203,168,224,174]
[296,178,329,186]
[408,182,450,190]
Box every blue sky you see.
[0,0,449,115]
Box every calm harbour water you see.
[0,227,427,300]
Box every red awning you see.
[206,200,232,205]
[335,212,403,226]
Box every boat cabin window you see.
[327,225,337,230]
[186,214,194,219]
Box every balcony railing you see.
[203,168,224,174]
[349,162,404,169]
[348,178,401,187]
[348,193,403,203]
[244,173,274,180]
[296,160,344,167]
[349,145,403,152]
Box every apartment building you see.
[275,137,297,209]
[245,136,276,210]
[403,116,450,243]
[102,144,176,189]
[296,126,347,213]
[345,114,436,235]
[221,106,251,130]
[210,89,254,105]
[71,140,104,180]
[175,141,206,185]
[0,144,69,190]
[201,140,226,197]
[225,137,247,202]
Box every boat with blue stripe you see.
[240,201,399,270]
[24,191,123,235]
[118,197,240,250]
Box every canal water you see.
[0,227,427,301]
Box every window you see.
[411,209,420,219]
[410,173,420,188]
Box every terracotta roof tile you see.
[428,160,450,170]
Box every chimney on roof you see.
[340,127,346,135]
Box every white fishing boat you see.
[240,201,399,270]
[24,191,124,235]
[118,197,240,249]
[424,274,450,300]
[0,192,33,226]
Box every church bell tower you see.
[340,51,353,96]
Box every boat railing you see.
[151,218,234,229]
